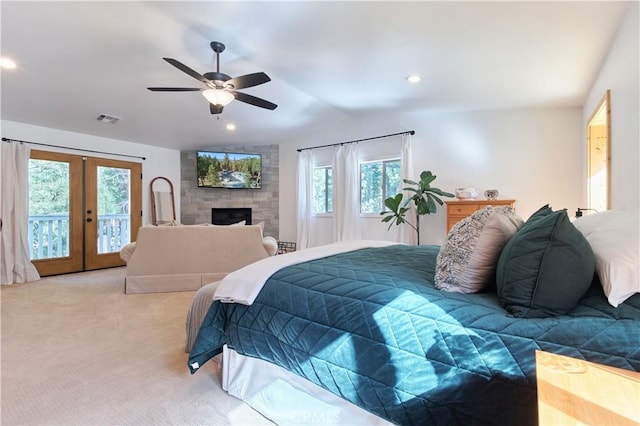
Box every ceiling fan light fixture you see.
[202,88,234,106]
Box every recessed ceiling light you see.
[0,57,17,69]
[407,75,421,83]
[226,123,236,131]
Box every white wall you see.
[582,1,639,212]
[1,120,181,224]
[279,107,583,246]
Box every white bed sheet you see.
[214,240,396,305]
[222,345,392,426]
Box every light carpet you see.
[0,267,272,425]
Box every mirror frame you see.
[150,176,176,225]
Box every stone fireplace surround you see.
[180,145,279,239]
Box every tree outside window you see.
[360,159,401,214]
[312,166,333,214]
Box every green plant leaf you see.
[415,197,429,215]
[419,171,437,187]
[380,169,451,239]
[425,192,444,206]
[426,196,437,214]
[383,193,403,212]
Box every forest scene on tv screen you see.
[197,151,262,188]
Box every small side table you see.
[536,350,640,425]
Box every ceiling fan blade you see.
[226,72,271,90]
[162,58,211,86]
[210,104,224,115]
[232,91,277,110]
[147,87,201,91]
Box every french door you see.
[28,150,142,276]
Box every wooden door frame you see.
[84,157,142,270]
[29,151,142,275]
[587,89,611,211]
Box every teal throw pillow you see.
[496,206,595,317]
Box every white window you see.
[312,166,333,214]
[360,159,401,214]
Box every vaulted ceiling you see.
[0,1,629,151]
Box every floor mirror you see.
[150,176,176,225]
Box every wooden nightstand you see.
[536,351,640,425]
[444,199,516,232]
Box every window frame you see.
[359,157,402,217]
[312,165,333,216]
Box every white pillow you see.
[435,206,523,293]
[203,220,246,226]
[573,210,640,307]
[157,220,182,226]
[572,210,625,236]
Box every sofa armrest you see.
[263,236,278,257]
[120,242,137,263]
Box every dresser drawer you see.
[448,204,478,216]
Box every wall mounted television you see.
[196,151,262,189]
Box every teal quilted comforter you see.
[189,244,640,425]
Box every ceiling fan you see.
[148,41,277,115]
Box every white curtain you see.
[398,133,416,245]
[1,142,40,284]
[296,150,313,250]
[332,143,360,242]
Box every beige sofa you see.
[121,224,278,294]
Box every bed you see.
[188,208,640,425]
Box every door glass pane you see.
[97,166,131,254]
[28,159,70,259]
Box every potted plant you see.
[380,170,454,245]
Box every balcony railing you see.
[28,214,130,260]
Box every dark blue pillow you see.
[496,206,595,317]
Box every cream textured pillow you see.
[435,206,523,293]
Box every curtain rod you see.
[1,137,146,160]
[296,130,415,152]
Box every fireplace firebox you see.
[211,208,252,225]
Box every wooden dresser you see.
[445,199,516,232]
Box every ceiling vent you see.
[96,113,121,124]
